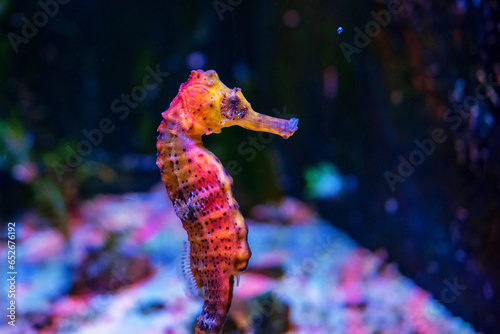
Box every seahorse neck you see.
[162,108,207,148]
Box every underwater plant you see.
[156,70,298,334]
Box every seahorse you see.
[156,70,298,334]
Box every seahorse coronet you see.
[157,69,298,334]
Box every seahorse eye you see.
[222,93,247,120]
[228,95,240,110]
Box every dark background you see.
[1,0,499,332]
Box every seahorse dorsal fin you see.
[178,241,203,299]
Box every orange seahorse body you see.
[156,70,298,334]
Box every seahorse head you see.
[163,70,298,139]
